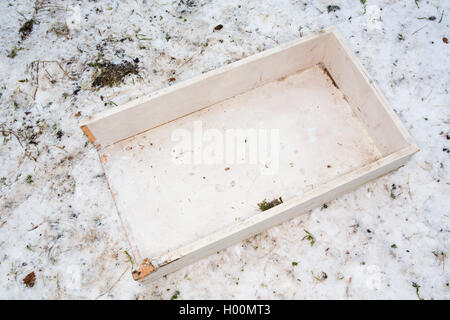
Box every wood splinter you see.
[81,125,96,144]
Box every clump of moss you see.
[390,184,401,199]
[7,46,22,58]
[89,59,139,88]
[327,5,340,13]
[25,175,33,184]
[170,290,180,300]
[257,197,283,211]
[19,19,35,40]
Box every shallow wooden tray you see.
[80,27,418,282]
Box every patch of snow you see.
[0,0,448,299]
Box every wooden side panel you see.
[322,30,416,156]
[140,146,418,282]
[80,31,329,148]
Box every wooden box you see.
[80,27,418,282]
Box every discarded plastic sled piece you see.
[80,27,418,282]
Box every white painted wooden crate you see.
[80,27,418,282]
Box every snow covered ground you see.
[0,0,448,299]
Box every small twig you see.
[49,145,69,153]
[411,25,427,35]
[33,62,39,100]
[96,266,129,299]
[244,30,279,45]
[346,277,352,297]
[32,60,72,100]
[0,124,24,148]
[28,220,47,231]
[44,67,54,81]
[263,34,279,45]
[15,10,27,20]
[407,175,413,200]
[179,55,194,68]
[56,272,61,299]
[39,60,70,77]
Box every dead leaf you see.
[23,271,36,287]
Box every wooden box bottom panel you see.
[101,64,380,257]
[81,27,418,281]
